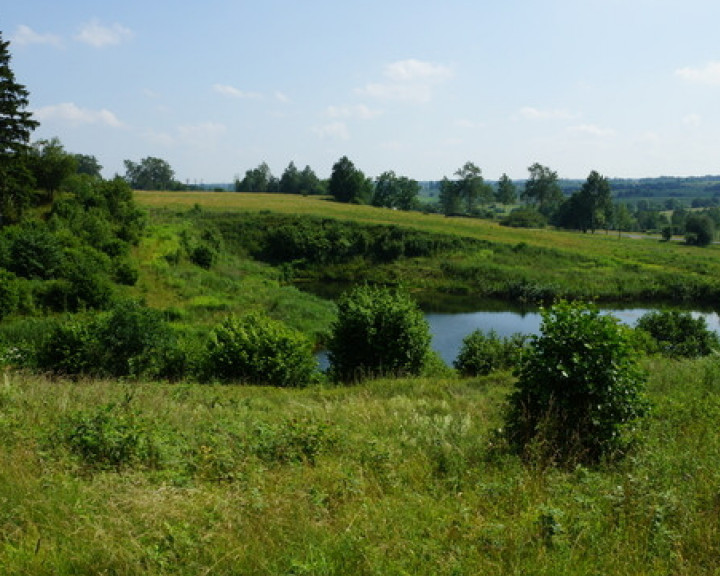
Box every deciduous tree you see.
[522,163,563,217]
[123,157,176,190]
[28,137,78,201]
[496,173,517,204]
[328,156,372,204]
[372,170,420,210]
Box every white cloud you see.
[518,107,578,121]
[676,61,720,85]
[11,25,62,47]
[326,104,382,120]
[213,84,262,99]
[75,21,133,47]
[358,59,453,103]
[33,102,123,127]
[313,121,350,140]
[383,59,453,83]
[568,124,615,137]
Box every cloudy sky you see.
[5,0,720,183]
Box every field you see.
[2,192,720,574]
[2,357,720,575]
[135,191,720,308]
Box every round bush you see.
[327,285,431,382]
[454,329,526,376]
[636,309,719,358]
[204,313,317,386]
[505,301,648,465]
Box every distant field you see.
[136,191,720,298]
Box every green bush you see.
[190,243,217,269]
[203,313,317,386]
[36,301,182,378]
[685,214,715,246]
[327,285,431,382]
[505,301,648,465]
[0,268,20,320]
[5,223,64,279]
[500,207,547,228]
[60,397,157,470]
[454,329,527,376]
[635,309,719,358]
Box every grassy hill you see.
[134,191,720,310]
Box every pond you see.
[316,304,720,370]
[426,307,720,366]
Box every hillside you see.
[135,191,720,309]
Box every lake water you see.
[426,307,720,366]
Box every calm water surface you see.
[426,308,720,366]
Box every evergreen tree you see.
[0,32,39,225]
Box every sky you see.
[4,0,720,183]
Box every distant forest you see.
[423,175,720,201]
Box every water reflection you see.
[427,308,720,366]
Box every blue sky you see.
[5,0,720,183]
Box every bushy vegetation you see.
[0,356,720,573]
[327,285,431,382]
[202,313,317,386]
[36,300,182,379]
[636,309,720,358]
[454,329,527,376]
[506,302,649,465]
[0,176,143,315]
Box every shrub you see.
[500,207,547,228]
[327,285,431,382]
[685,214,715,246]
[203,313,317,386]
[37,301,181,378]
[635,309,719,358]
[92,300,179,378]
[36,318,93,375]
[60,396,157,470]
[6,223,64,279]
[0,269,20,320]
[505,301,648,465]
[190,243,217,269]
[454,329,527,376]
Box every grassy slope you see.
[136,192,720,305]
[2,193,719,574]
[1,358,719,574]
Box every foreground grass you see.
[1,357,720,574]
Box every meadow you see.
[1,356,719,575]
[2,191,720,574]
[136,191,720,311]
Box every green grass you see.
[1,356,720,574]
[134,192,720,307]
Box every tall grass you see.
[1,356,719,574]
